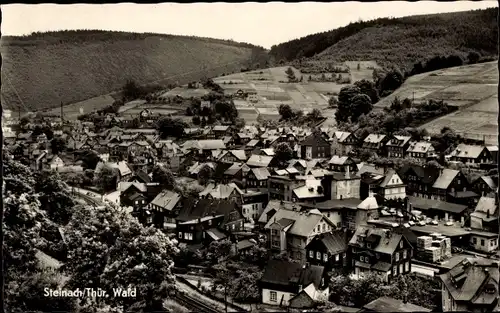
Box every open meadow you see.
[213,61,377,124]
[374,61,498,145]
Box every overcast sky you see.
[2,2,497,48]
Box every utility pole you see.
[412,91,415,103]
[60,101,64,123]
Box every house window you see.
[272,229,278,235]
[335,254,340,262]
[232,224,235,230]
[309,250,314,258]
[393,266,397,276]
[405,261,410,272]
[395,252,400,262]
[322,224,325,231]
[403,250,407,259]
[147,216,152,224]
[400,241,403,249]
[365,256,369,263]
[208,219,212,226]
[178,232,182,239]
[399,263,404,274]
[270,291,277,302]
[324,253,328,262]
[316,252,321,260]
[360,256,365,262]
[481,239,485,246]
[473,237,477,244]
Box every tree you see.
[197,165,212,185]
[278,104,295,121]
[354,79,380,104]
[64,204,179,311]
[78,150,101,170]
[205,240,234,264]
[328,96,338,108]
[275,142,293,168]
[467,51,481,64]
[335,85,362,123]
[34,170,76,225]
[50,136,66,155]
[94,165,119,193]
[214,100,238,122]
[192,115,201,125]
[307,108,323,121]
[351,94,373,122]
[152,164,175,189]
[200,116,207,127]
[285,67,296,81]
[122,79,144,102]
[379,68,405,95]
[156,117,187,139]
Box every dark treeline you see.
[269,8,497,64]
[2,29,266,50]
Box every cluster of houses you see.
[4,111,500,312]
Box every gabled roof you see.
[213,125,230,132]
[228,150,248,161]
[333,131,353,143]
[118,181,147,193]
[261,260,325,289]
[246,154,274,167]
[407,196,468,214]
[363,297,431,312]
[328,155,351,165]
[199,183,243,199]
[386,135,411,148]
[260,148,275,156]
[176,198,240,224]
[439,258,499,303]
[307,231,347,254]
[258,200,299,224]
[407,141,434,153]
[357,196,379,210]
[223,162,245,176]
[264,208,326,237]
[183,139,226,150]
[433,169,460,189]
[379,169,403,188]
[477,176,497,190]
[450,144,488,159]
[150,190,181,211]
[251,167,271,180]
[96,161,132,177]
[299,132,330,147]
[349,226,404,255]
[473,197,497,215]
[364,134,386,144]
[399,164,440,185]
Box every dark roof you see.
[399,164,440,185]
[299,132,330,147]
[408,196,468,214]
[135,170,151,183]
[439,258,499,303]
[363,297,431,312]
[300,198,362,210]
[177,198,241,225]
[261,260,325,289]
[277,218,295,228]
[213,162,233,179]
[308,231,347,254]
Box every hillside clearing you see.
[373,61,498,145]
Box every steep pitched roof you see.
[176,198,240,224]
[386,135,411,148]
[433,169,460,190]
[349,226,404,255]
[150,190,181,211]
[328,155,350,165]
[407,141,434,153]
[199,183,243,199]
[251,167,271,180]
[439,258,499,303]
[264,208,325,237]
[183,139,226,150]
[261,260,325,289]
[300,132,330,147]
[364,134,386,144]
[308,231,347,254]
[246,154,274,167]
[379,169,403,188]
[450,144,487,159]
[363,297,431,312]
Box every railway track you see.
[174,292,222,313]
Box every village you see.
[3,63,499,312]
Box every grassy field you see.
[2,32,256,112]
[374,61,498,145]
[43,95,115,120]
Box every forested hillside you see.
[270,8,497,69]
[1,30,266,111]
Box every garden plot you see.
[465,95,498,113]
